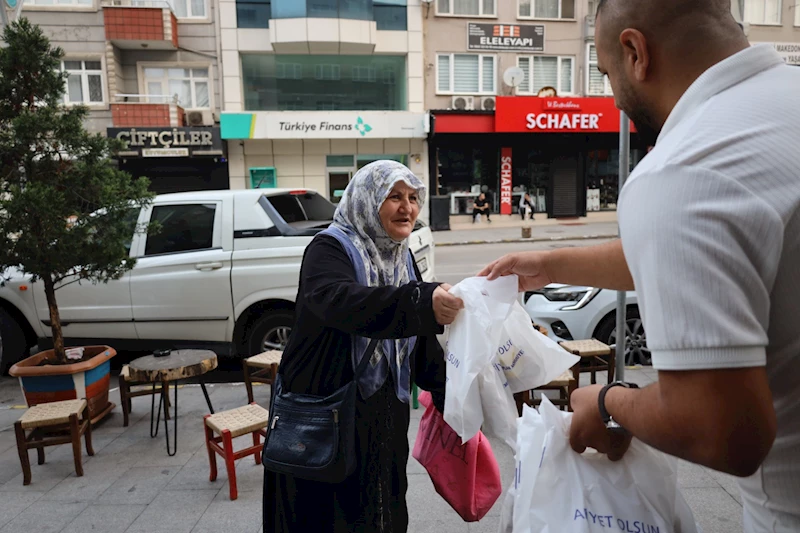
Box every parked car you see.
[523,284,650,366]
[0,189,436,373]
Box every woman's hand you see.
[433,283,464,325]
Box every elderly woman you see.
[263,160,463,533]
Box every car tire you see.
[0,308,30,375]
[246,311,294,356]
[594,306,651,366]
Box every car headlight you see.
[537,286,600,310]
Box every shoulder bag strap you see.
[353,338,380,381]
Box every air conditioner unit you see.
[186,109,215,127]
[451,95,475,111]
[481,96,496,111]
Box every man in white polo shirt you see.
[480,0,800,530]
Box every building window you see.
[587,44,613,95]
[62,60,104,105]
[143,67,211,109]
[743,0,781,24]
[437,0,496,17]
[517,55,573,95]
[374,0,407,30]
[271,0,372,20]
[237,0,270,28]
[518,0,575,19]
[242,55,407,111]
[437,54,496,94]
[25,0,92,6]
[796,2,800,25]
[171,0,207,18]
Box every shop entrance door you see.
[550,158,580,218]
[328,171,352,203]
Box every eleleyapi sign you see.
[495,97,636,133]
[467,23,544,52]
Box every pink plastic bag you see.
[412,391,503,522]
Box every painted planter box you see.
[9,345,117,424]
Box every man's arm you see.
[570,368,776,477]
[480,238,634,292]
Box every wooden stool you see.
[14,399,94,486]
[204,403,270,500]
[242,351,282,403]
[118,364,170,427]
[560,339,616,387]
[515,370,577,414]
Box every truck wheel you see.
[246,311,294,356]
[0,308,30,374]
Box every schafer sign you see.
[495,97,634,133]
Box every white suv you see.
[523,284,650,366]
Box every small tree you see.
[0,19,155,364]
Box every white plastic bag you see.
[443,275,518,444]
[504,397,701,533]
[444,275,578,447]
[496,302,580,394]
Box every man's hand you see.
[478,251,553,292]
[432,283,464,326]
[569,385,632,461]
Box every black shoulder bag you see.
[262,338,379,483]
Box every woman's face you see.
[379,182,420,241]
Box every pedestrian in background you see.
[481,0,800,530]
[472,192,491,223]
[264,160,463,533]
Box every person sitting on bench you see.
[472,193,491,223]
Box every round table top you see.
[128,349,218,383]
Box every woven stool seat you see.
[205,404,270,439]
[544,369,575,388]
[245,350,282,368]
[560,339,611,356]
[19,399,87,429]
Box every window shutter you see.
[482,0,494,15]
[454,0,479,16]
[535,0,559,18]
[518,57,531,92]
[438,55,451,92]
[519,0,531,16]
[559,58,573,93]
[481,56,494,93]
[532,56,558,92]
[453,54,480,93]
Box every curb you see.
[435,233,619,247]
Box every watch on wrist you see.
[598,381,639,433]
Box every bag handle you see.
[353,338,380,381]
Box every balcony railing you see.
[111,94,185,127]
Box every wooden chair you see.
[14,399,94,486]
[204,403,270,500]
[118,364,170,427]
[559,339,616,387]
[515,369,577,414]
[242,350,282,403]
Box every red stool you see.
[203,403,269,500]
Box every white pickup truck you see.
[0,189,436,372]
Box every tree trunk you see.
[42,274,66,364]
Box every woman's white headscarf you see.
[328,160,427,401]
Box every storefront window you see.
[586,149,642,210]
[242,55,407,111]
[326,154,409,203]
[513,150,550,214]
[436,146,498,214]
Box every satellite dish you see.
[503,66,525,88]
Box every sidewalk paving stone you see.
[97,466,179,505]
[190,488,262,533]
[61,504,147,533]
[0,500,89,533]
[126,489,217,533]
[0,490,46,530]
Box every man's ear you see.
[619,28,650,82]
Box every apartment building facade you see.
[217,0,431,218]
[738,0,800,65]
[11,0,227,193]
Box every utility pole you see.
[615,111,631,381]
